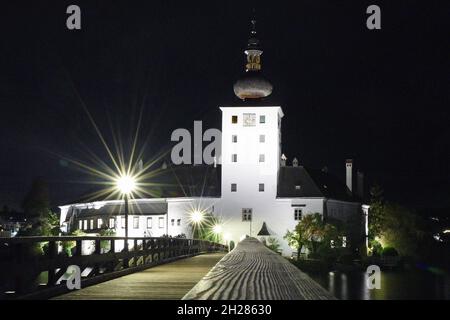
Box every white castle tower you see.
[219,19,284,242]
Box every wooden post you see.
[110,239,115,254]
[47,241,58,287]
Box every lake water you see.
[306,268,450,300]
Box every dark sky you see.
[1,0,449,211]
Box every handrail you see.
[0,236,210,243]
[0,236,227,299]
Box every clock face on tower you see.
[243,113,256,127]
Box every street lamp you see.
[191,210,204,224]
[212,224,222,235]
[116,174,136,266]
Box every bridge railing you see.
[0,236,227,299]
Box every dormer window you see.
[295,185,301,190]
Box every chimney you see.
[346,159,353,192]
[292,157,299,167]
[281,154,287,167]
[357,170,364,199]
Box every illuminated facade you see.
[59,20,368,256]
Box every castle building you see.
[59,20,369,256]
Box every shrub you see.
[382,246,399,257]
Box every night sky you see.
[1,1,449,211]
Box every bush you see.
[382,246,399,257]
[337,253,355,264]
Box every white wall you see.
[166,197,221,238]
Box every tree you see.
[22,177,50,219]
[368,184,385,241]
[368,184,431,258]
[18,177,59,236]
[379,203,428,257]
[284,213,323,260]
[265,237,281,254]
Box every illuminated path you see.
[53,253,225,300]
[183,238,336,300]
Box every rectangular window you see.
[342,236,347,248]
[259,115,265,123]
[147,217,153,229]
[295,185,301,190]
[243,113,256,126]
[121,217,125,229]
[259,154,265,162]
[171,219,175,226]
[83,220,88,230]
[159,217,164,228]
[78,220,83,230]
[177,219,181,226]
[90,220,94,230]
[259,183,265,192]
[109,218,115,228]
[232,115,238,124]
[231,183,237,192]
[232,135,237,143]
[133,216,139,229]
[97,218,103,228]
[242,208,252,221]
[232,154,237,162]
[294,208,303,221]
[259,134,265,143]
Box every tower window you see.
[171,219,175,226]
[232,154,237,162]
[177,219,181,226]
[259,134,265,143]
[231,183,237,192]
[232,135,237,143]
[259,154,265,162]
[294,208,302,221]
[259,183,265,192]
[243,113,256,126]
[242,208,253,221]
[260,115,266,123]
[133,216,139,229]
[232,115,238,124]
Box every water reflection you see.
[307,269,450,300]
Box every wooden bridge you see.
[1,236,335,300]
[0,235,226,300]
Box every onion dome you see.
[233,19,273,100]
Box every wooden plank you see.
[52,253,225,300]
[183,237,336,300]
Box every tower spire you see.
[233,14,273,100]
[245,17,262,71]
